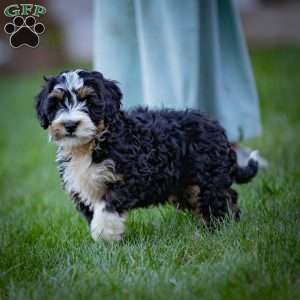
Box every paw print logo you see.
[4,16,45,48]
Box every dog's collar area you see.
[91,140,106,163]
[90,121,109,162]
[91,128,110,163]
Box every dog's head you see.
[35,69,122,147]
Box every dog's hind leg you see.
[195,187,240,224]
[226,188,240,220]
[178,185,240,225]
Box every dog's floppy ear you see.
[35,76,53,129]
[90,71,122,121]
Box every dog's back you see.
[125,107,257,221]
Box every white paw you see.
[90,203,125,241]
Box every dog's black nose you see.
[64,121,79,133]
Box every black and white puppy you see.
[35,69,258,241]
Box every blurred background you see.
[0,0,300,72]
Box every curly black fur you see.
[96,107,244,221]
[35,70,258,226]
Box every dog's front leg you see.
[90,201,126,241]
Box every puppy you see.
[35,69,258,241]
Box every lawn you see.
[0,49,299,300]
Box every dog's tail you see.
[234,150,259,184]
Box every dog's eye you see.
[46,97,62,120]
[47,97,64,111]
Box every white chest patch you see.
[57,145,120,209]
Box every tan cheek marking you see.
[78,86,95,99]
[49,123,65,139]
[48,89,64,100]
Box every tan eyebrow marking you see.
[48,89,64,100]
[78,86,95,99]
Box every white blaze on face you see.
[54,69,84,90]
[54,69,84,106]
[62,69,84,90]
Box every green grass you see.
[0,49,300,300]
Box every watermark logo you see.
[3,4,47,48]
